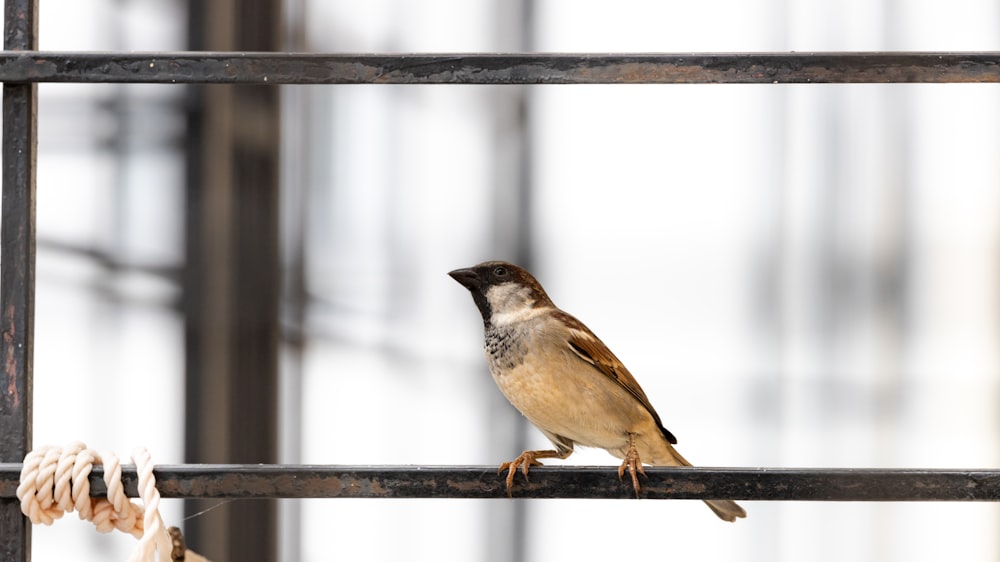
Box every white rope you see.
[128,447,172,562]
[16,443,209,562]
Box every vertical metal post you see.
[0,1,37,561]
[184,0,281,559]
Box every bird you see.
[448,260,746,522]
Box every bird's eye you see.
[493,266,508,277]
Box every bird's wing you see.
[553,310,678,445]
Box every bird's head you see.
[449,261,554,327]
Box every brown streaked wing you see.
[553,310,678,445]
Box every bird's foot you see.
[617,436,647,498]
[498,452,545,497]
[498,449,566,497]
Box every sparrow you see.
[449,261,746,522]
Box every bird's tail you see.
[703,497,747,522]
[647,439,747,522]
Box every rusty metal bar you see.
[0,0,37,561]
[1,465,999,501]
[0,52,997,84]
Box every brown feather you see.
[554,309,678,445]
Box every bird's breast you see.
[482,321,654,452]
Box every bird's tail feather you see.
[649,440,747,522]
[703,498,747,522]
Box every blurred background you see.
[22,0,1000,560]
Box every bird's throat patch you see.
[484,324,528,371]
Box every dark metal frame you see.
[0,1,36,561]
[1,0,999,558]
[0,52,998,84]
[2,465,1000,501]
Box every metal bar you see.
[182,2,282,560]
[178,5,281,560]
[0,0,37,560]
[0,52,997,84]
[2,465,999,501]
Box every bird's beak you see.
[449,268,482,290]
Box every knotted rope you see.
[16,443,209,562]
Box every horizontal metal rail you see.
[2,465,999,501]
[0,52,998,84]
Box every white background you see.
[23,0,1000,560]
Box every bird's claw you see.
[618,439,647,498]
[498,452,545,497]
